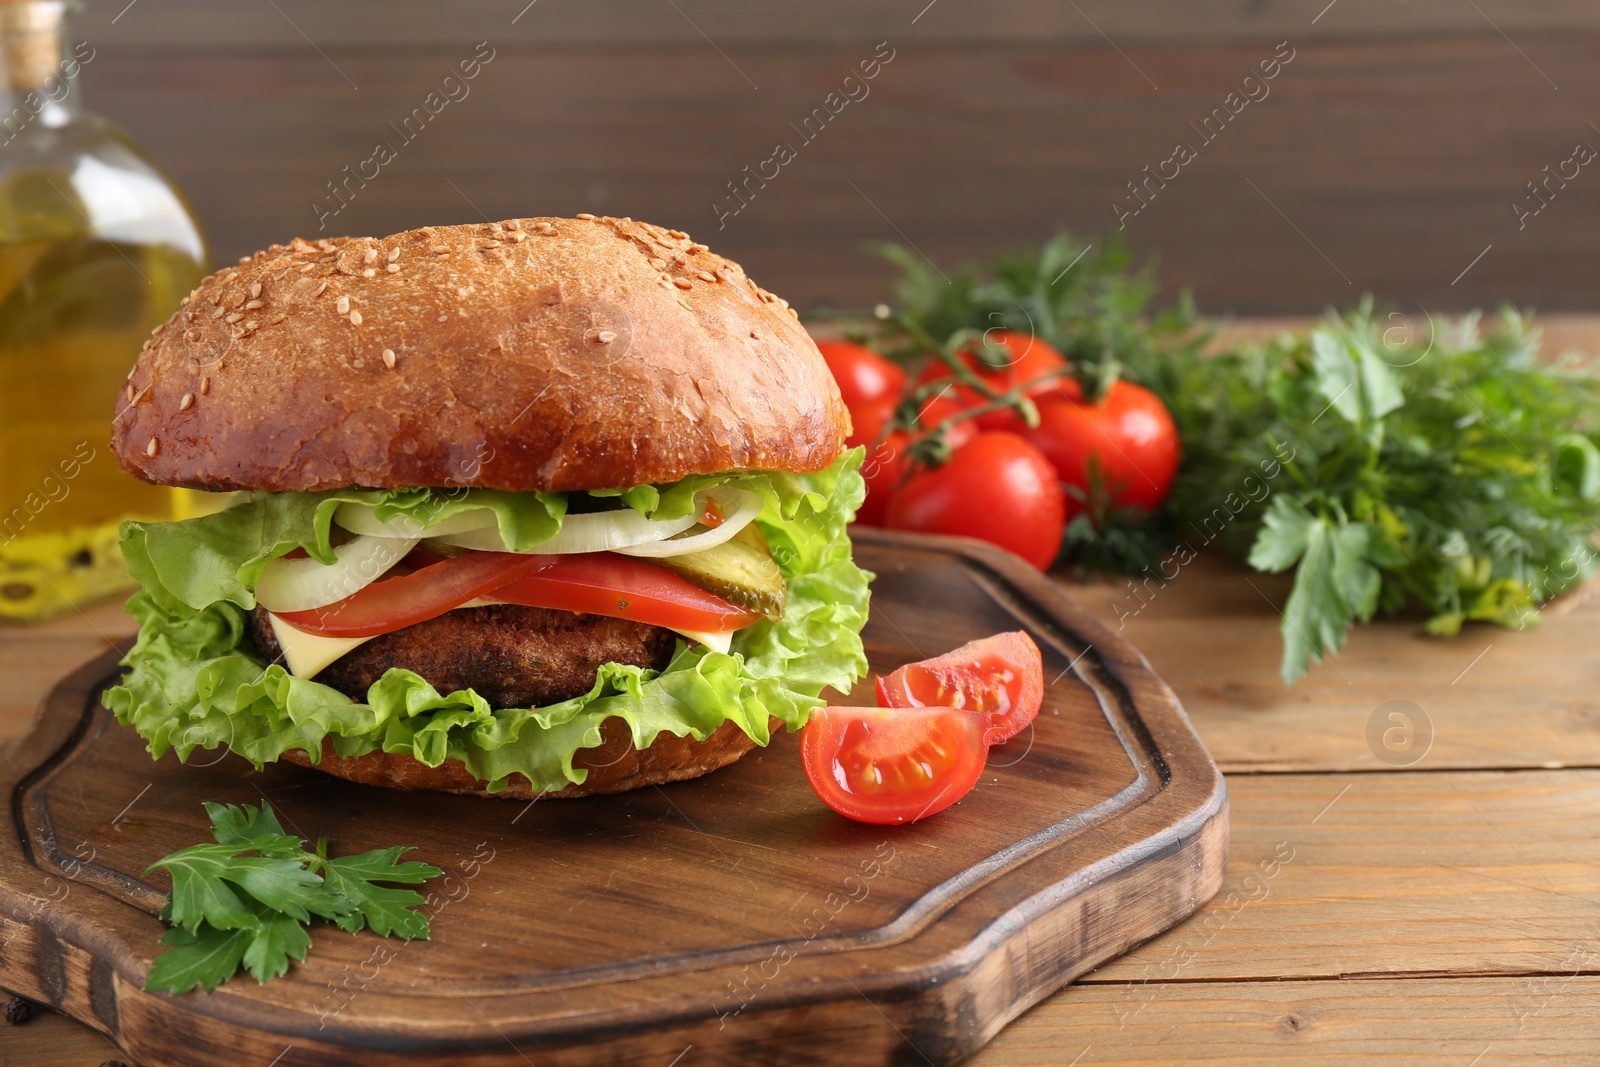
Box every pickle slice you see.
[658,536,786,617]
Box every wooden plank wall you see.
[68,0,1600,314]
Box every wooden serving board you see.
[0,529,1226,1067]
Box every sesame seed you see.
[649,258,667,270]
[382,348,396,368]
[225,272,238,283]
[696,270,716,283]
[678,299,693,312]
[212,307,225,319]
[362,268,377,278]
[179,392,194,411]
[271,313,286,325]
[386,264,400,273]
[363,248,378,265]
[673,278,693,290]
[314,280,329,297]
[244,320,258,330]
[596,330,617,344]
[668,229,687,239]
[387,247,401,263]
[250,282,262,298]
[299,263,316,272]
[244,299,264,310]
[789,307,799,318]
[660,273,673,285]
[714,268,730,283]
[511,232,526,243]
[200,376,210,395]
[153,323,166,335]
[336,296,351,314]
[349,310,363,326]
[146,438,159,457]
[751,330,761,339]
[577,213,596,220]
[225,313,243,323]
[438,314,448,322]
[180,295,190,306]
[125,383,134,401]
[690,242,709,253]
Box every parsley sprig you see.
[1161,302,1600,684]
[144,802,442,995]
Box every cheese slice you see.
[267,613,371,680]
[267,608,737,681]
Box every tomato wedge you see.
[493,553,763,634]
[875,631,1044,745]
[275,551,555,638]
[801,705,990,824]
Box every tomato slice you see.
[801,705,990,824]
[276,550,762,639]
[492,553,763,634]
[875,631,1044,745]
[275,551,556,638]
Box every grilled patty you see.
[248,604,679,708]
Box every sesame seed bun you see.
[111,216,849,492]
[278,716,765,800]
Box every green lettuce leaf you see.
[105,452,870,794]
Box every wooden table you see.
[6,320,1600,1065]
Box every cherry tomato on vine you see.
[1020,378,1180,518]
[875,631,1045,745]
[853,396,977,527]
[817,340,907,413]
[885,432,1065,569]
[913,331,1068,430]
[800,704,990,824]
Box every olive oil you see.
[0,0,209,620]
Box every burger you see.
[104,215,869,799]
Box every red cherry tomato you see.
[913,331,1068,430]
[875,631,1044,745]
[1021,378,1180,518]
[885,432,1065,570]
[853,396,978,528]
[845,392,898,451]
[817,340,907,412]
[856,429,910,527]
[800,704,990,824]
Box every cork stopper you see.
[0,1,65,95]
